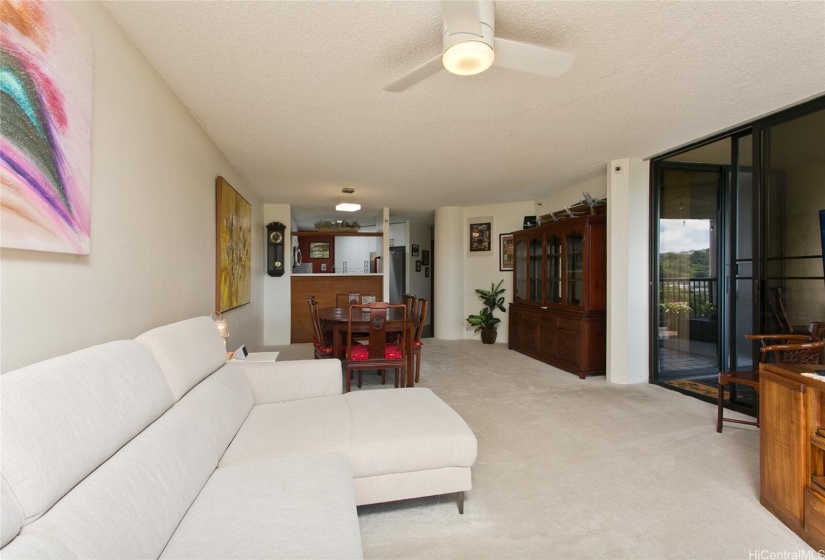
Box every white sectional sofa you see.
[0,317,477,559]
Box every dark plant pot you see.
[480,328,498,344]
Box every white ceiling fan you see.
[384,0,574,92]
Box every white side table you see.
[229,351,279,363]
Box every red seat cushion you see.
[348,344,403,361]
[413,341,423,349]
[313,339,333,355]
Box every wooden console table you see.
[760,363,825,549]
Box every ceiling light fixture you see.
[336,203,361,212]
[442,40,494,76]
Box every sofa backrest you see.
[0,340,174,546]
[2,406,220,559]
[136,316,228,401]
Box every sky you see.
[660,219,711,254]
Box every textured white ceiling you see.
[103,1,825,227]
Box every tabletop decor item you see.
[466,279,506,344]
[314,220,360,232]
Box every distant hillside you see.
[661,247,710,279]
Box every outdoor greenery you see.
[659,247,710,279]
[659,247,716,323]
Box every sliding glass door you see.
[651,97,825,406]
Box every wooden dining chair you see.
[308,295,334,359]
[402,293,417,314]
[344,302,407,392]
[411,297,429,384]
[717,332,825,432]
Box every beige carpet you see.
[265,339,811,559]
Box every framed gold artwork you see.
[216,176,251,312]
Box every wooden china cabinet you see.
[508,214,606,378]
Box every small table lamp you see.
[210,312,230,347]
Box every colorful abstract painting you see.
[1,0,93,254]
[216,177,251,312]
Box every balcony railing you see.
[659,277,717,318]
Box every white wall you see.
[606,159,650,384]
[263,205,291,345]
[0,2,263,373]
[434,207,464,339]
[535,173,608,216]
[462,202,535,343]
[407,222,433,328]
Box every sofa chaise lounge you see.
[0,317,477,558]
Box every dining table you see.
[318,306,418,388]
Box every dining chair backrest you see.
[402,293,417,314]
[336,293,361,307]
[307,295,325,345]
[346,302,407,362]
[413,297,428,344]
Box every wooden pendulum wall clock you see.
[266,222,286,277]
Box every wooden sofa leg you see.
[457,491,464,514]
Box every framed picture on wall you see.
[416,260,421,272]
[412,244,420,256]
[422,250,430,266]
[500,233,514,271]
[468,217,493,256]
[309,242,330,259]
[425,267,430,278]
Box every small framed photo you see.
[425,267,430,278]
[500,233,514,271]
[468,217,493,256]
[412,244,420,257]
[422,250,430,266]
[416,260,422,272]
[309,242,330,259]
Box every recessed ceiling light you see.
[336,203,361,212]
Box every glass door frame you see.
[649,160,728,381]
[648,94,825,384]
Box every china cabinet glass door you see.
[515,238,528,301]
[546,234,562,304]
[529,237,543,302]
[565,232,584,306]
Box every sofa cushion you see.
[0,340,173,527]
[219,388,477,481]
[344,388,478,478]
[218,394,351,468]
[4,406,217,559]
[137,316,227,401]
[161,455,363,560]
[175,363,254,458]
[1,479,23,548]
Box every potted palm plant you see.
[466,280,507,344]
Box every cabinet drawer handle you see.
[541,306,548,310]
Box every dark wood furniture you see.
[760,362,825,550]
[318,306,416,388]
[718,323,825,432]
[508,215,606,378]
[344,302,408,393]
[291,276,383,343]
[412,297,428,383]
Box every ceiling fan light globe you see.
[442,40,494,76]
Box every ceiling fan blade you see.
[442,0,482,37]
[493,37,574,78]
[383,54,444,92]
